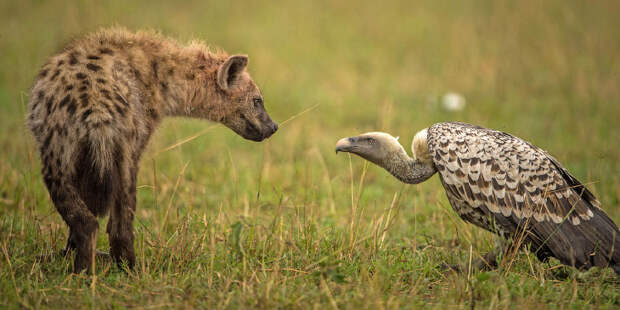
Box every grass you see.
[1,0,620,308]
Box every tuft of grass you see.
[1,0,620,308]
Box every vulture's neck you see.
[381,147,436,185]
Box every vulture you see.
[335,122,620,274]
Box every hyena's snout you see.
[254,113,278,141]
[234,111,278,142]
[261,117,278,140]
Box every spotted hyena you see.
[27,28,278,273]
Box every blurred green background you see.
[1,0,619,308]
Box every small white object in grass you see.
[442,92,466,111]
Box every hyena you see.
[27,28,278,273]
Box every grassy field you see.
[1,0,620,308]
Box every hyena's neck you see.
[125,41,226,120]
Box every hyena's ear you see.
[217,55,248,91]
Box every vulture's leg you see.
[438,239,509,274]
[474,238,511,270]
[439,262,462,273]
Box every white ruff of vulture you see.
[335,122,620,274]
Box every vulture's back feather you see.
[427,122,620,273]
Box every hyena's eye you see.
[253,97,263,108]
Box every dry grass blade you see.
[152,124,220,156]
[379,192,401,248]
[278,103,321,127]
[158,161,190,241]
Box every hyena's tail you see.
[73,126,122,217]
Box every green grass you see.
[2,0,620,308]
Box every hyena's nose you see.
[263,122,278,139]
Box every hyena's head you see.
[213,55,278,142]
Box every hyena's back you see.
[28,31,155,217]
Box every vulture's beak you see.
[335,137,358,154]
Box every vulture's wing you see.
[427,122,620,271]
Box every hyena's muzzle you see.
[226,106,278,142]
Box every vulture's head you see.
[335,132,407,166]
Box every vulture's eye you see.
[253,97,263,107]
[364,137,376,144]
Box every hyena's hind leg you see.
[61,229,110,259]
[43,174,99,273]
[106,156,137,269]
[62,228,80,256]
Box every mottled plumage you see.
[336,122,620,274]
[428,122,620,272]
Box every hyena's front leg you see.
[107,160,137,269]
[44,175,99,273]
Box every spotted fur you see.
[27,28,277,273]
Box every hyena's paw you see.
[110,237,136,270]
[36,249,110,262]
